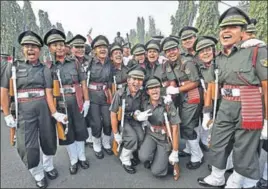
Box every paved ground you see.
[1,112,213,188]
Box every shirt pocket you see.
[17,69,28,87]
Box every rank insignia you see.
[260,59,268,67]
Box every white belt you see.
[18,90,45,98]
[60,87,76,94]
[221,88,240,97]
[88,84,107,90]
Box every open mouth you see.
[151,91,159,98]
[223,35,232,40]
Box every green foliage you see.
[66,31,74,41]
[23,0,39,34]
[238,1,250,14]
[56,22,65,33]
[249,1,267,43]
[137,17,145,44]
[171,1,198,35]
[195,1,220,37]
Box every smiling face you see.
[147,86,160,101]
[147,49,159,63]
[94,45,108,59]
[111,49,123,65]
[198,46,214,64]
[127,77,143,93]
[165,47,180,62]
[22,44,41,62]
[182,36,196,50]
[71,45,85,58]
[134,53,146,64]
[220,25,245,48]
[48,41,66,57]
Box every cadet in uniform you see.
[88,35,113,159]
[198,7,267,188]
[151,35,168,64]
[110,66,151,174]
[1,31,63,188]
[110,42,129,92]
[139,77,180,177]
[67,34,94,147]
[161,36,204,170]
[127,43,147,69]
[44,29,90,175]
[123,42,132,66]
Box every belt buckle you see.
[223,88,232,96]
[28,92,38,98]
[64,88,72,94]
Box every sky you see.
[17,1,239,42]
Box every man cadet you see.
[127,43,147,69]
[1,31,64,188]
[139,77,180,177]
[44,29,90,175]
[151,35,168,64]
[110,66,152,174]
[197,7,268,188]
[87,35,113,159]
[122,42,132,66]
[110,42,129,92]
[161,36,204,170]
[67,34,94,147]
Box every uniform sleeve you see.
[185,61,200,82]
[76,61,87,82]
[167,102,181,125]
[43,67,53,89]
[255,46,268,81]
[109,91,121,113]
[1,63,12,89]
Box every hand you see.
[4,114,16,128]
[134,109,153,121]
[52,111,68,124]
[202,113,213,130]
[114,132,122,144]
[163,95,172,105]
[166,86,180,95]
[81,100,90,117]
[261,119,267,140]
[241,39,266,48]
[169,150,179,165]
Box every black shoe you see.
[36,177,48,188]
[186,157,204,170]
[179,151,191,157]
[78,160,90,169]
[208,164,212,171]
[144,160,151,169]
[69,163,78,175]
[257,178,268,189]
[95,151,104,159]
[122,164,136,174]
[45,168,58,180]
[86,142,93,148]
[199,141,210,152]
[226,167,234,173]
[103,148,113,155]
[131,158,140,166]
[197,177,225,188]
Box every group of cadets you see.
[0,6,267,189]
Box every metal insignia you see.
[171,111,176,116]
[18,69,27,72]
[185,68,190,74]
[260,59,268,67]
[166,66,172,72]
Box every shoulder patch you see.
[171,111,176,116]
[185,67,190,74]
[260,59,268,67]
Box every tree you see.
[195,1,220,37]
[238,1,250,14]
[38,10,52,37]
[66,31,74,41]
[56,22,65,33]
[249,1,267,43]
[148,16,156,37]
[128,29,137,46]
[136,17,145,44]
[23,0,39,34]
[171,1,198,35]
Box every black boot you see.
[103,147,113,155]
[95,150,104,159]
[186,157,204,170]
[122,164,136,174]
[45,168,58,180]
[197,177,225,188]
[178,151,191,157]
[35,177,48,188]
[144,160,151,169]
[78,160,90,169]
[69,163,78,175]
[131,151,140,166]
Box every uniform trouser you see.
[65,141,86,165]
[209,99,261,180]
[179,102,203,162]
[16,98,57,171]
[138,134,171,177]
[58,96,89,145]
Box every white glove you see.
[241,39,266,48]
[202,113,213,130]
[114,132,122,144]
[4,114,16,128]
[261,119,267,140]
[169,150,179,165]
[166,86,180,95]
[135,109,152,121]
[163,95,172,105]
[52,111,68,124]
[81,100,90,117]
